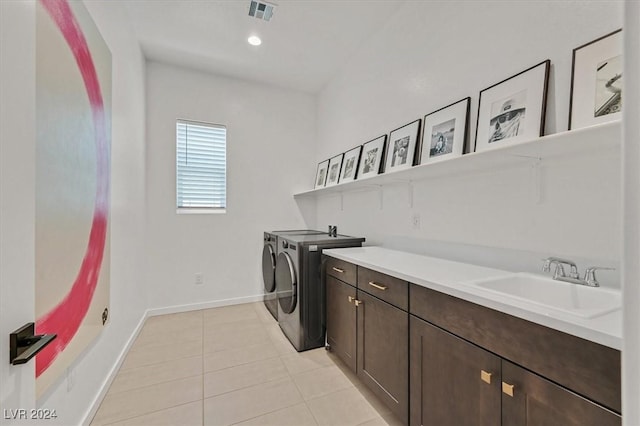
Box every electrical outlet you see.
[195,273,204,285]
[411,213,421,230]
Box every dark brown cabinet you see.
[325,256,621,426]
[409,285,621,426]
[357,291,408,424]
[501,361,620,426]
[410,316,500,426]
[326,275,357,371]
[325,259,409,424]
[410,316,620,426]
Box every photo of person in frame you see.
[343,157,355,178]
[595,55,622,117]
[391,136,410,167]
[328,163,340,183]
[363,148,378,174]
[429,118,455,157]
[488,90,527,143]
[316,168,326,186]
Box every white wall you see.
[313,1,623,285]
[0,1,37,421]
[622,1,640,423]
[0,1,148,425]
[145,62,316,310]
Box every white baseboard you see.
[146,294,264,317]
[81,294,264,425]
[81,310,148,426]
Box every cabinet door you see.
[409,315,501,426]
[326,275,357,372]
[357,291,408,424]
[501,360,620,426]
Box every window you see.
[176,120,226,212]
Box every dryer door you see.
[276,252,297,314]
[262,244,276,293]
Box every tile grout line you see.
[212,308,302,425]
[100,401,201,426]
[96,336,203,424]
[203,351,281,375]
[107,370,204,396]
[280,335,323,426]
[119,341,203,372]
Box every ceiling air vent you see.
[248,0,275,21]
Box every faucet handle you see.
[583,266,615,287]
[541,258,559,273]
[553,263,567,279]
[541,258,551,273]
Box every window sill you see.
[176,208,226,215]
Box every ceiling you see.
[123,0,405,93]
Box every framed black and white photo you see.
[339,145,362,184]
[314,159,329,189]
[325,153,344,187]
[475,60,550,152]
[569,29,622,130]
[419,97,470,165]
[357,135,387,180]
[385,119,421,173]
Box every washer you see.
[262,230,324,320]
[275,233,365,351]
[262,232,279,320]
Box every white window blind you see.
[176,120,226,211]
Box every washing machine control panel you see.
[281,240,297,250]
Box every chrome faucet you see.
[542,257,579,280]
[542,257,615,287]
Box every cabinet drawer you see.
[358,267,408,311]
[325,257,357,285]
[410,283,621,414]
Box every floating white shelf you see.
[294,121,621,199]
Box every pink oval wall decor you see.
[36,0,109,377]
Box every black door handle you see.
[10,323,56,365]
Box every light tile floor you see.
[91,302,402,426]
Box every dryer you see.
[275,233,365,351]
[262,230,324,320]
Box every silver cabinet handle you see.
[368,281,387,291]
[332,267,344,273]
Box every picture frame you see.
[357,135,387,180]
[474,60,550,152]
[569,29,622,130]
[314,159,329,189]
[385,119,421,173]
[339,145,362,184]
[419,97,470,165]
[325,153,344,187]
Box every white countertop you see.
[323,246,622,350]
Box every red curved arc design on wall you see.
[36,0,109,377]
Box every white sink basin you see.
[467,273,621,319]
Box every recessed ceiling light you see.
[248,36,262,46]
